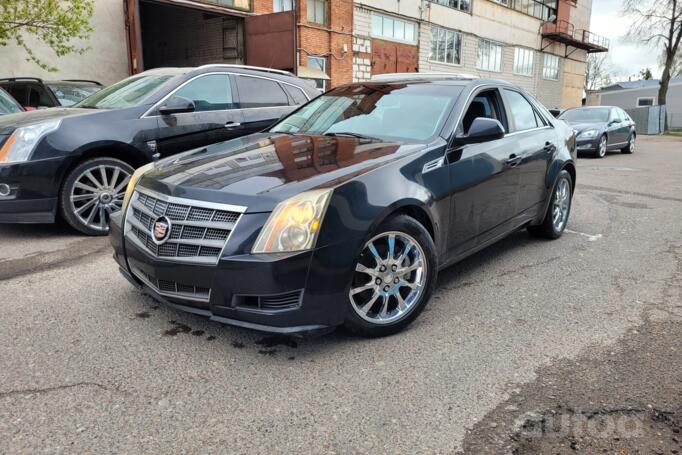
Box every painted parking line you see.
[565,229,603,242]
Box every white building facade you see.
[352,0,606,109]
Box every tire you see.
[343,215,437,337]
[59,157,134,236]
[528,170,573,240]
[595,135,607,158]
[621,133,636,154]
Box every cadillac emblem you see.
[152,216,171,244]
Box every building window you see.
[307,0,326,24]
[491,0,558,21]
[513,48,535,76]
[543,53,560,80]
[477,39,503,72]
[273,0,292,12]
[429,26,462,65]
[371,14,417,43]
[430,0,471,13]
[307,56,328,91]
[637,97,655,107]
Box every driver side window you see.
[173,74,234,112]
[462,90,506,135]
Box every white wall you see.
[0,0,128,85]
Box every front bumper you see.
[0,158,63,223]
[110,211,361,334]
[575,136,600,152]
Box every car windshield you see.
[560,108,610,123]
[47,83,102,107]
[76,74,174,109]
[271,83,461,142]
[0,89,21,115]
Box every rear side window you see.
[173,74,234,112]
[2,84,26,105]
[26,84,53,108]
[236,76,289,108]
[504,89,539,132]
[282,84,309,105]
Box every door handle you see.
[507,153,522,168]
[225,121,241,128]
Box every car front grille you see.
[130,266,211,302]
[124,188,245,265]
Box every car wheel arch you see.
[370,200,437,245]
[55,143,148,209]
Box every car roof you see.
[0,77,102,86]
[335,77,521,91]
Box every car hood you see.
[0,107,95,132]
[564,122,607,134]
[138,133,428,213]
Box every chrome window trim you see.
[504,125,553,137]
[142,71,310,118]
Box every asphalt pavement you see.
[0,135,680,454]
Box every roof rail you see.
[370,72,479,82]
[62,79,103,86]
[196,64,294,76]
[0,77,44,83]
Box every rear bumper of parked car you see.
[109,211,359,334]
[0,159,62,223]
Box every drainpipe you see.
[293,0,299,76]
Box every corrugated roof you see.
[601,78,682,91]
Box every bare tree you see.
[624,0,682,107]
[585,53,613,91]
[672,52,682,77]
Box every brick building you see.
[352,0,608,109]
[2,0,607,108]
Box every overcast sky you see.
[591,0,663,80]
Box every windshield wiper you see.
[323,132,381,141]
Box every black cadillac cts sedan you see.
[110,75,577,337]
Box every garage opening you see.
[137,0,244,70]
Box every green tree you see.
[0,0,94,72]
[639,67,654,80]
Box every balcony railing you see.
[542,20,610,53]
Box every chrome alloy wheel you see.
[70,164,131,232]
[552,178,571,232]
[598,136,607,158]
[628,135,636,153]
[349,231,427,325]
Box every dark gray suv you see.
[0,65,319,235]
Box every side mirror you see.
[456,118,506,145]
[609,119,621,126]
[159,96,195,115]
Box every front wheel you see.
[60,157,133,236]
[528,170,573,240]
[622,134,636,154]
[595,135,607,158]
[344,215,437,337]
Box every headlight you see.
[0,120,61,163]
[121,162,155,214]
[252,189,333,253]
[578,129,599,139]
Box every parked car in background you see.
[0,88,23,115]
[0,65,320,235]
[559,106,636,158]
[0,78,103,109]
[110,75,577,337]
